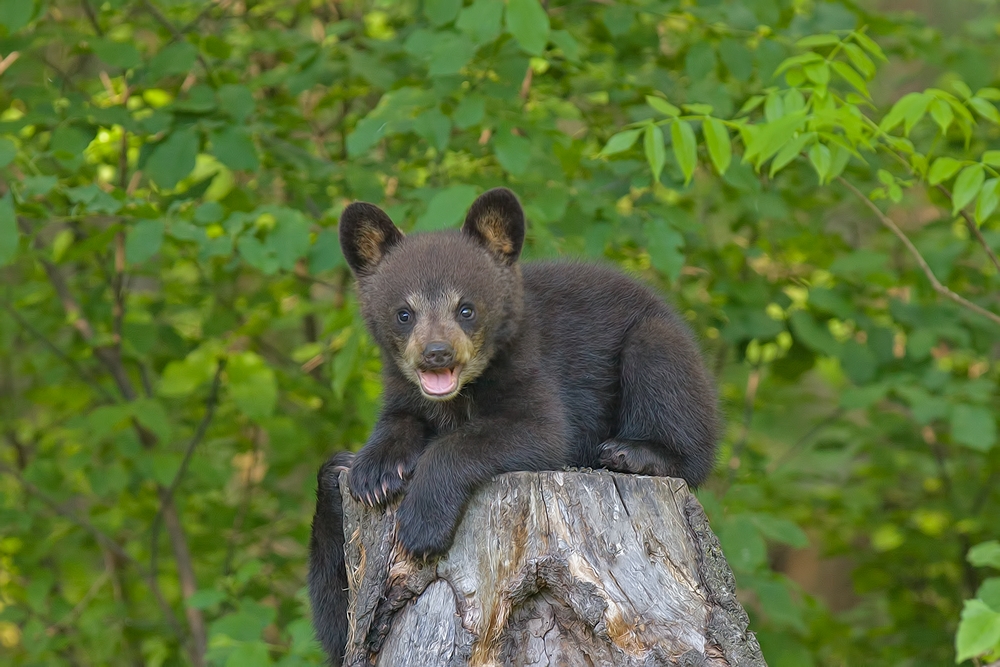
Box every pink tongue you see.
[419,368,457,395]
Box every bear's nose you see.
[422,342,455,368]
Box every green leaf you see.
[308,229,344,274]
[970,97,1000,124]
[881,92,928,134]
[795,34,841,48]
[769,132,810,177]
[953,80,973,99]
[956,599,1000,662]
[929,98,954,134]
[227,352,277,421]
[807,142,831,184]
[682,103,714,116]
[643,124,666,182]
[186,589,226,610]
[670,120,697,185]
[644,219,684,280]
[0,0,34,32]
[457,0,504,44]
[970,542,1000,569]
[0,194,18,267]
[719,515,767,573]
[751,514,809,548]
[549,29,580,61]
[600,129,642,156]
[852,31,887,62]
[505,0,550,56]
[493,131,531,175]
[211,127,259,171]
[928,157,962,185]
[130,399,172,443]
[91,39,142,70]
[452,94,485,129]
[414,185,479,232]
[738,95,766,116]
[979,578,1000,612]
[0,137,15,168]
[976,179,1000,225]
[983,150,1000,167]
[950,404,997,451]
[744,112,807,166]
[145,128,199,189]
[126,219,165,264]
[831,61,869,98]
[804,61,830,86]
[952,164,985,214]
[843,43,876,79]
[428,32,477,76]
[703,118,732,175]
[346,116,388,157]
[147,41,198,79]
[719,38,752,82]
[646,95,680,117]
[685,42,717,80]
[424,0,462,26]
[217,84,256,122]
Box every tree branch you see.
[838,177,1000,327]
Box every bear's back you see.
[520,261,682,462]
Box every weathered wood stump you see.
[340,470,766,667]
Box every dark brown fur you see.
[309,188,719,665]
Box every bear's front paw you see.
[347,446,417,508]
[395,492,456,559]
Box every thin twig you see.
[838,177,1000,327]
[139,0,214,78]
[726,367,761,486]
[0,51,19,77]
[161,496,207,665]
[2,302,116,402]
[223,429,261,576]
[937,184,1000,274]
[769,407,846,471]
[81,0,104,36]
[150,359,226,578]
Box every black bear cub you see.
[308,188,718,665]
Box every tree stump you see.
[339,470,766,667]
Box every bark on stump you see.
[340,470,766,667]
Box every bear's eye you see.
[459,305,475,320]
[396,309,412,324]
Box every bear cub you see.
[308,188,719,665]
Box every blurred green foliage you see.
[0,0,998,665]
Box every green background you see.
[1,0,999,665]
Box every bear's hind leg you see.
[599,316,718,487]
[308,451,355,666]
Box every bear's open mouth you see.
[417,365,461,397]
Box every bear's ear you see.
[339,202,404,276]
[461,188,525,265]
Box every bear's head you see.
[339,188,525,401]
